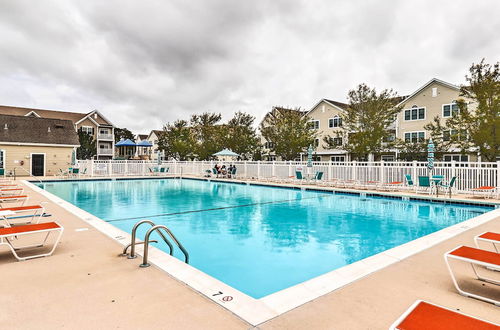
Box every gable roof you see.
[0,105,114,126]
[0,114,80,146]
[305,99,349,117]
[147,130,164,140]
[396,78,460,107]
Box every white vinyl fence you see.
[76,160,499,194]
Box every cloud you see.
[0,0,498,132]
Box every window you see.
[99,128,110,135]
[331,137,343,146]
[404,106,425,121]
[312,156,321,161]
[328,116,342,128]
[381,155,395,161]
[443,129,467,142]
[444,155,469,162]
[314,138,320,147]
[404,131,425,143]
[81,126,94,135]
[383,132,396,142]
[432,87,438,97]
[442,102,459,117]
[264,141,274,149]
[0,150,4,169]
[331,156,345,162]
[309,120,320,130]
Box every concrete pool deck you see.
[0,177,498,329]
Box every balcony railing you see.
[98,134,114,140]
[98,149,114,155]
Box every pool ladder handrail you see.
[124,220,173,258]
[140,225,189,267]
[123,219,189,267]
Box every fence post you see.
[380,160,385,183]
[412,160,417,180]
[328,160,333,180]
[244,161,248,178]
[257,160,261,179]
[288,161,292,178]
[108,160,112,176]
[90,160,94,177]
[352,160,357,181]
[497,161,500,198]
[272,161,276,177]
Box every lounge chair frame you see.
[475,232,499,253]
[0,222,63,261]
[444,246,500,306]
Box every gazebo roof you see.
[116,139,136,146]
[137,140,153,147]
[213,149,239,157]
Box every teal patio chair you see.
[404,174,415,191]
[439,176,457,198]
[295,171,304,184]
[417,176,432,194]
[311,171,323,184]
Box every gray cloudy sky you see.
[0,0,499,133]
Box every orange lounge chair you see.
[444,246,500,306]
[0,188,24,196]
[390,300,499,330]
[0,204,46,226]
[0,222,63,261]
[472,186,497,199]
[475,232,500,253]
[0,195,28,206]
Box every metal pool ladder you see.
[121,219,189,267]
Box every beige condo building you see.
[304,78,479,162]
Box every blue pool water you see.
[38,179,492,298]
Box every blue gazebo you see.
[116,139,136,159]
[136,140,153,159]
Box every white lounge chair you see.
[0,204,47,226]
[0,221,63,261]
[444,245,500,306]
[0,195,29,206]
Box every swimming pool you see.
[38,178,492,299]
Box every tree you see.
[324,84,403,160]
[158,120,196,160]
[77,128,97,159]
[260,106,316,160]
[190,112,224,160]
[426,59,499,161]
[114,127,134,143]
[224,111,260,159]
